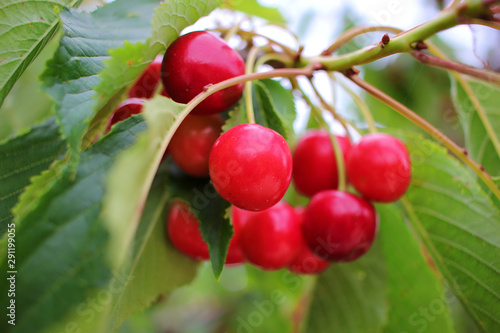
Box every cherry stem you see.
[244,46,261,124]
[469,18,500,30]
[412,50,500,86]
[336,75,377,134]
[300,80,348,192]
[346,73,500,200]
[322,25,403,55]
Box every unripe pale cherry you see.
[302,190,378,262]
[239,202,302,270]
[209,124,292,211]
[346,133,411,202]
[293,130,351,197]
[161,31,245,115]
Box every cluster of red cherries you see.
[107,31,412,274]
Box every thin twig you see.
[346,74,500,200]
[412,50,500,86]
[469,18,500,30]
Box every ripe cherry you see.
[346,133,411,202]
[161,31,245,115]
[239,202,302,270]
[169,114,224,177]
[302,190,378,262]
[129,55,164,99]
[288,207,330,274]
[105,98,145,133]
[209,124,292,211]
[225,206,254,265]
[293,130,351,197]
[167,201,209,261]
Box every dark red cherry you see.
[302,190,378,262]
[105,98,145,133]
[287,207,330,274]
[167,201,209,261]
[169,114,224,177]
[239,202,302,270]
[209,124,292,211]
[293,130,351,196]
[129,55,163,99]
[346,133,411,202]
[161,31,245,115]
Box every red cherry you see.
[161,31,245,115]
[239,202,302,270]
[287,207,330,274]
[129,55,163,99]
[169,114,224,177]
[346,133,411,202]
[302,190,378,262]
[167,201,209,261]
[105,98,145,133]
[293,130,351,196]
[225,207,254,265]
[209,124,292,211]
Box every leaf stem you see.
[347,73,500,200]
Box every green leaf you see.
[41,0,159,159]
[378,204,454,333]
[401,133,500,332]
[86,0,223,149]
[253,79,296,142]
[167,169,232,280]
[451,78,500,188]
[109,165,199,330]
[224,0,285,23]
[0,116,147,333]
[0,0,78,108]
[304,237,387,332]
[103,97,186,272]
[0,117,65,234]
[222,100,246,132]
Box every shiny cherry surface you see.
[293,130,351,197]
[209,124,292,211]
[105,98,145,133]
[225,206,255,265]
[169,114,224,177]
[287,207,330,274]
[129,55,163,99]
[239,203,302,270]
[346,133,411,202]
[161,31,245,115]
[167,201,209,261]
[302,190,378,262]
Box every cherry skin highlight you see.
[169,114,224,177]
[161,31,245,115]
[129,55,163,99]
[239,202,302,270]
[167,201,209,261]
[302,190,378,262]
[293,130,351,197]
[287,207,330,274]
[209,123,292,211]
[346,133,411,202]
[105,98,145,133]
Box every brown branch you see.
[412,51,500,86]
